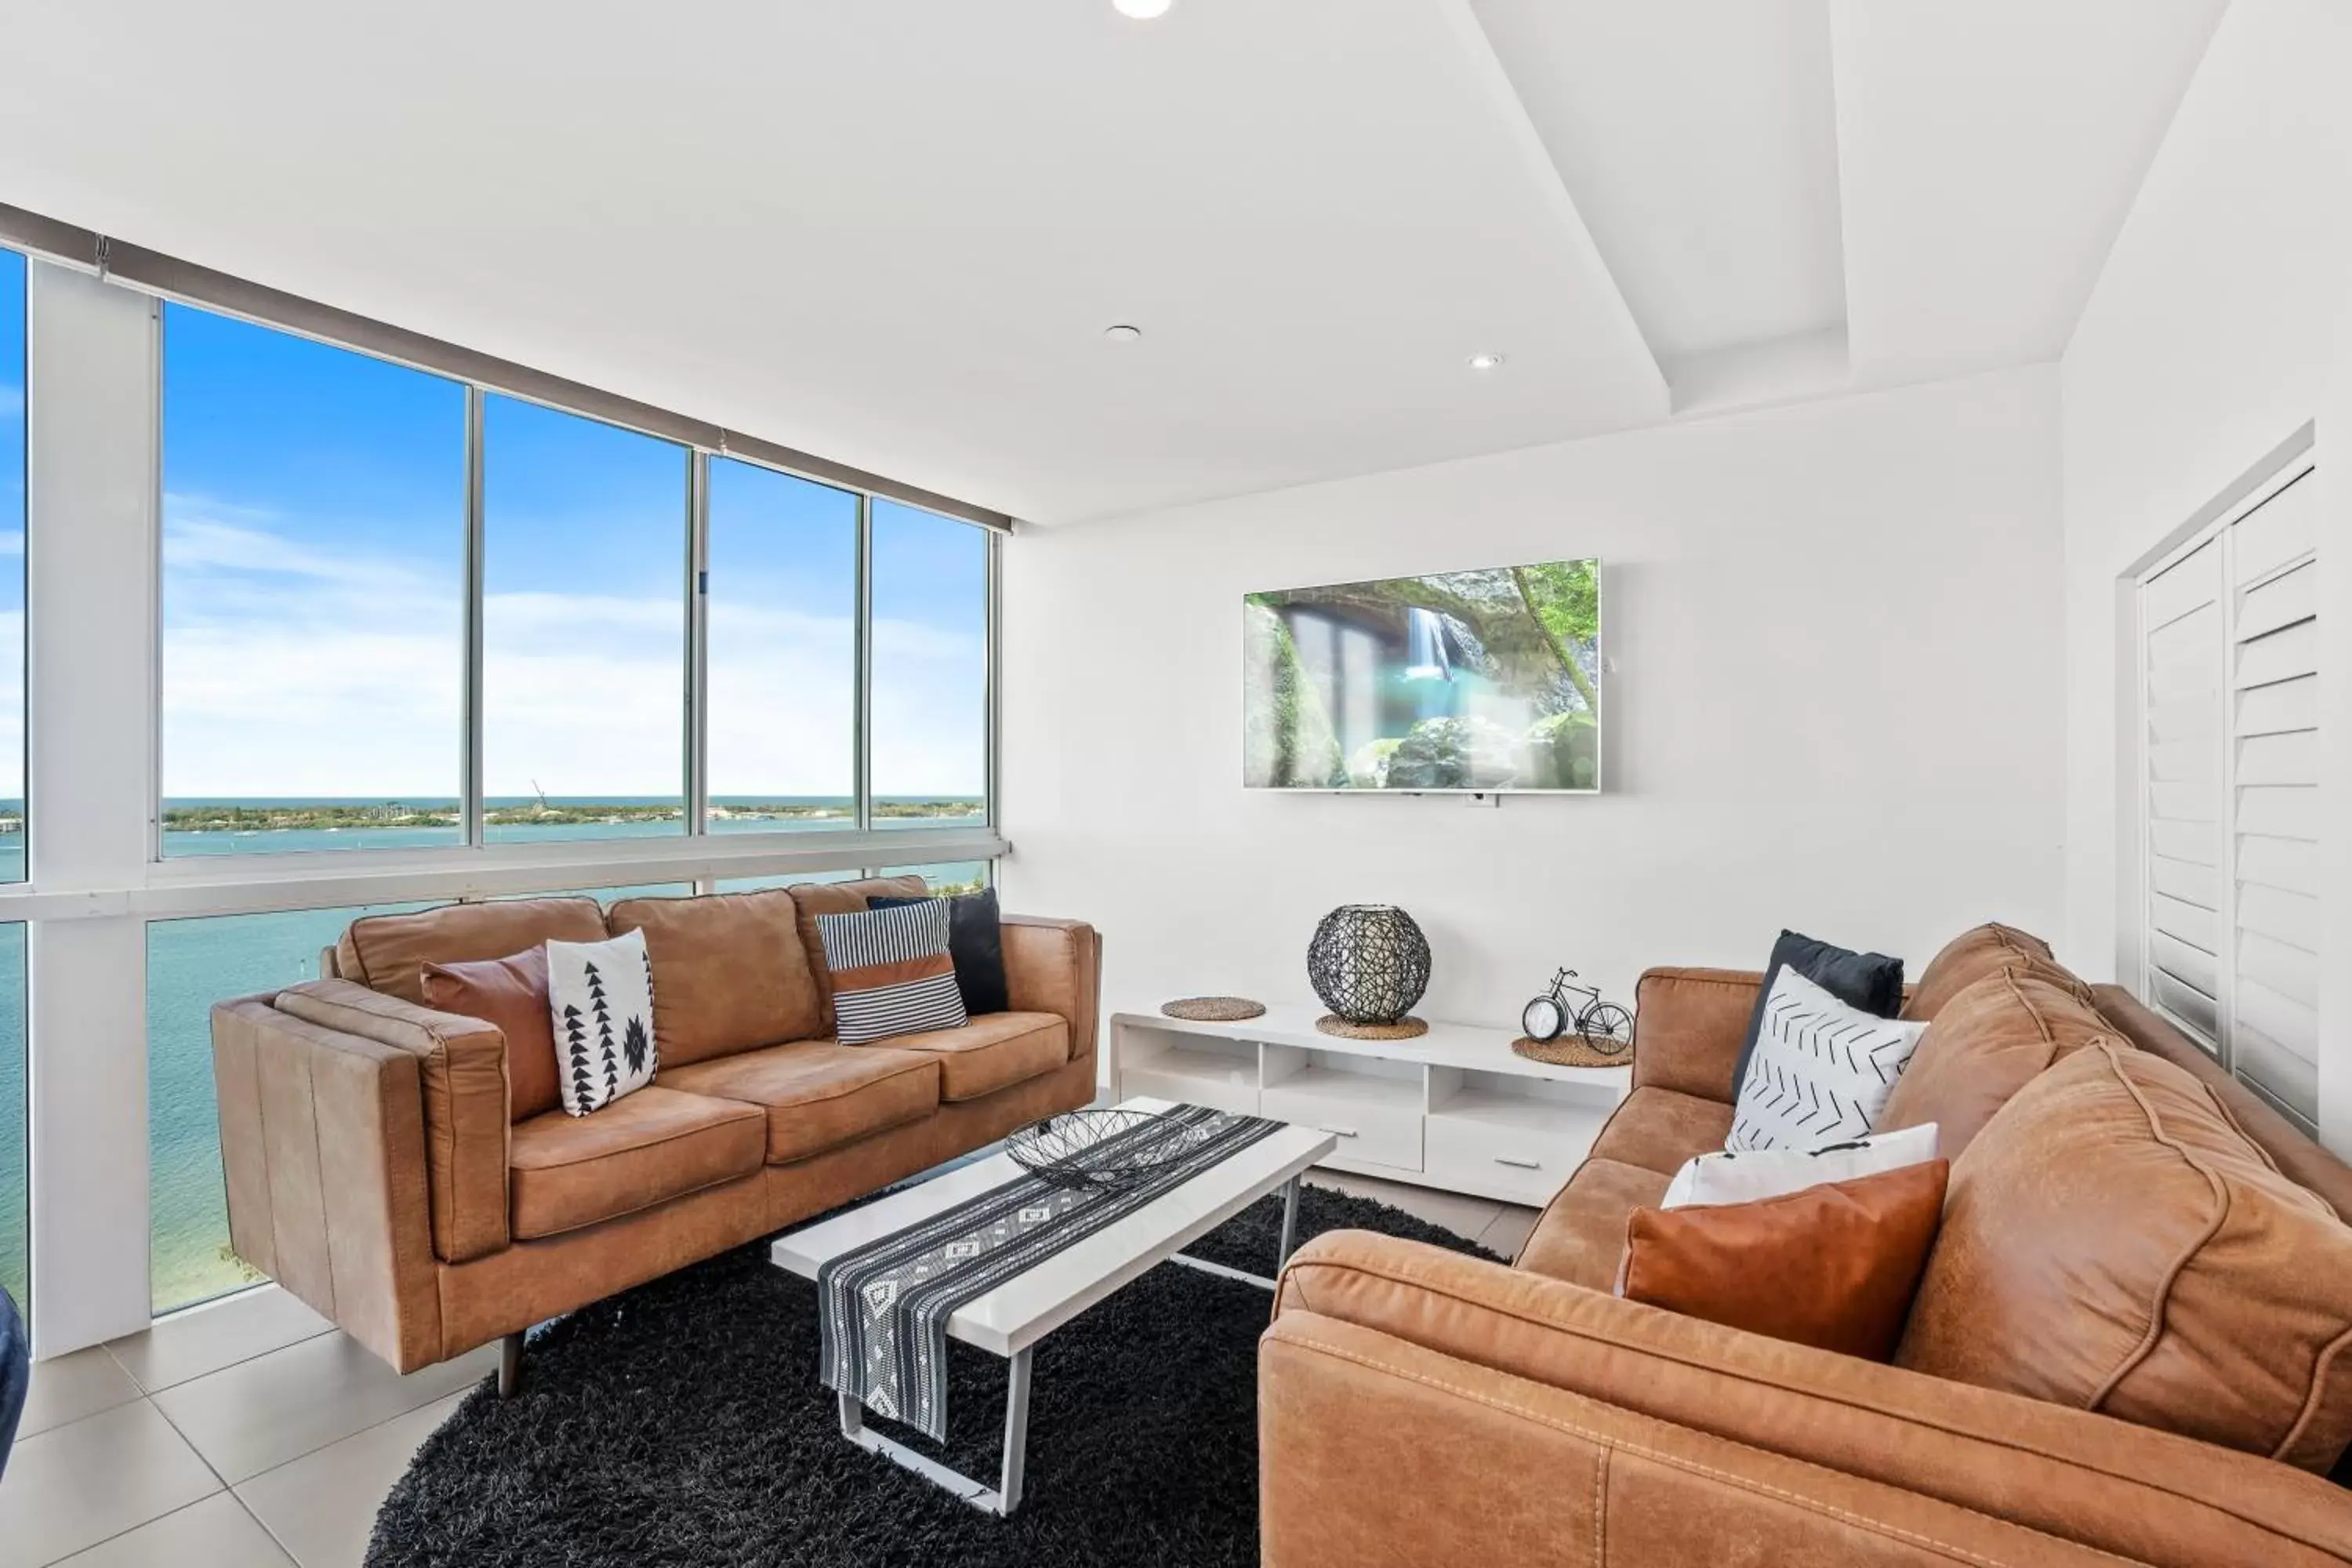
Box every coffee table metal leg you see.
[1276,1174,1301,1269]
[835,1348,1036,1516]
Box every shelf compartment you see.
[1119,1025,1260,1116]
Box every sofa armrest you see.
[1630,966,1760,1102]
[273,979,510,1263]
[210,997,445,1372]
[1000,915,1102,1065]
[1263,1232,2352,1568]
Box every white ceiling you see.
[0,0,2228,524]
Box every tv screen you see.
[1243,559,1601,793]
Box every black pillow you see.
[1729,931,1905,1098]
[871,886,1009,1017]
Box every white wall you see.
[1002,367,2064,1032]
[2059,0,2352,1152]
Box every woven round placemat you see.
[1512,1033,1633,1068]
[1315,1014,1429,1041]
[1160,996,1268,1022]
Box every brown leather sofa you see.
[209,877,1099,1386]
[1262,924,2352,1566]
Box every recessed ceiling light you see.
[1103,324,1143,342]
[1467,352,1506,372]
[1114,0,1173,16]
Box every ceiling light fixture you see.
[1467,352,1506,372]
[1103,324,1143,341]
[1113,0,1174,16]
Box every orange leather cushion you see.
[605,890,823,1066]
[1619,1160,1949,1361]
[340,897,608,1004]
[1517,1158,1670,1290]
[508,1086,764,1240]
[1588,1087,1736,1178]
[1877,970,2122,1160]
[1901,922,2076,1022]
[883,1012,1068,1102]
[658,1040,940,1163]
[423,948,561,1121]
[1898,1042,2352,1472]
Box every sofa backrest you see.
[336,897,608,1004]
[604,889,822,1065]
[2093,983,2352,1225]
[1878,969,2122,1160]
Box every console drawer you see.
[1261,1085,1422,1172]
[1423,1112,1598,1206]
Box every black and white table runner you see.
[817,1104,1283,1441]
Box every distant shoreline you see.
[0,797,984,836]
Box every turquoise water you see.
[0,814,983,1316]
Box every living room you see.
[0,2,2348,1564]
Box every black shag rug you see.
[367,1185,1499,1567]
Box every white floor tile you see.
[13,1345,144,1441]
[151,1333,494,1486]
[235,1393,464,1568]
[1306,1170,1503,1242]
[107,1287,333,1395]
[0,1401,222,1568]
[51,1493,294,1568]
[1478,1204,1541,1261]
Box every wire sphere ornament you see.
[1305,904,1432,1025]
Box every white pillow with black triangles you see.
[545,927,659,1116]
[1726,964,1929,1152]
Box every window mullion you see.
[855,490,873,833]
[687,449,710,836]
[463,384,486,848]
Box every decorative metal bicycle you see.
[1519,968,1632,1057]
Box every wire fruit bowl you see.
[1007,1107,1179,1192]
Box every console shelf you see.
[1109,1004,1629,1207]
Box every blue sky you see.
[156,300,986,801]
[2,250,22,804]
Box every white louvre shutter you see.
[2138,460,2320,1133]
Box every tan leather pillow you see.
[1619,1160,1950,1361]
[339,897,608,1004]
[1877,971,2121,1160]
[1897,1042,2352,1472]
[422,948,558,1120]
[606,890,821,1065]
[1902,922,2077,1021]
[789,877,927,1032]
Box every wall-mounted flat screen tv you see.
[1243,559,1601,793]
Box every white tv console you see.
[1107,1004,1629,1207]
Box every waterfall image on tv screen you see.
[1243,559,1601,793]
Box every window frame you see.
[140,310,1001,885]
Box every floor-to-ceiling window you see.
[2,247,25,1311]
[160,303,467,855]
[870,499,988,830]
[482,395,689,844]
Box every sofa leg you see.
[498,1331,523,1399]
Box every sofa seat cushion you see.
[883,1011,1069,1102]
[604,891,823,1067]
[1897,1041,2352,1473]
[1877,970,2122,1160]
[1900,922,2081,1022]
[339,897,608,1005]
[1588,1087,1734,1176]
[509,1086,764,1240]
[657,1040,941,1163]
[1515,1158,1669,1291]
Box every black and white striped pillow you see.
[1727,966,1929,1152]
[816,900,969,1046]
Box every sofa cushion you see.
[422,948,561,1121]
[656,1040,940,1163]
[1900,922,2079,1022]
[1588,1087,1734,1176]
[1897,1041,2352,1472]
[1876,970,2121,1160]
[789,877,929,1032]
[339,898,608,1005]
[1515,1158,1669,1291]
[883,1011,1069,1102]
[508,1086,764,1240]
[605,890,823,1066]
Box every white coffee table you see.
[771,1097,1335,1515]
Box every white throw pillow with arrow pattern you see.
[1726,964,1929,1152]
[545,927,659,1116]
